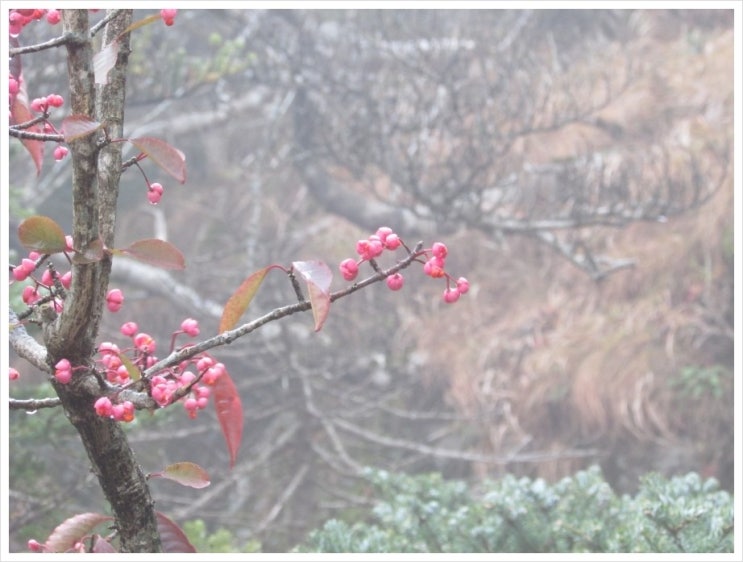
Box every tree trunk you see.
[43,9,162,552]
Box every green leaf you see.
[115,350,141,382]
[60,114,102,142]
[17,215,67,253]
[113,239,185,270]
[151,462,211,489]
[219,266,270,333]
[292,260,332,331]
[128,136,187,184]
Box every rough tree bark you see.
[38,10,162,553]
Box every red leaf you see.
[151,461,211,489]
[156,512,196,553]
[10,83,44,175]
[44,512,113,553]
[94,39,119,85]
[17,215,68,254]
[114,238,185,270]
[60,114,102,142]
[219,266,270,333]
[213,370,243,468]
[292,260,333,331]
[128,136,187,184]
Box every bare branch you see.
[9,397,61,411]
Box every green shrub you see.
[297,466,733,553]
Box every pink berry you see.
[120,321,138,337]
[106,288,124,312]
[147,182,163,204]
[339,258,359,281]
[384,233,401,250]
[423,256,445,278]
[54,359,72,384]
[133,333,156,354]
[30,97,47,113]
[53,145,68,161]
[9,367,20,381]
[65,235,74,251]
[160,9,177,26]
[432,242,448,260]
[12,264,30,282]
[386,272,404,291]
[60,271,72,289]
[94,396,113,417]
[456,277,470,295]
[27,539,43,552]
[9,76,19,96]
[46,9,60,25]
[47,93,64,107]
[443,287,460,304]
[180,318,200,337]
[21,285,39,304]
[376,226,393,241]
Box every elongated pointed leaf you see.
[213,370,243,469]
[122,13,161,35]
[45,512,113,553]
[94,39,119,85]
[115,350,141,382]
[129,136,187,183]
[10,85,44,175]
[219,266,269,333]
[292,260,333,332]
[113,238,185,270]
[152,462,211,489]
[60,114,102,142]
[156,512,196,553]
[17,215,68,253]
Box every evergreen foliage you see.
[297,466,733,553]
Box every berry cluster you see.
[8,9,60,37]
[13,248,73,313]
[339,226,470,303]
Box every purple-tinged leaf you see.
[94,39,119,85]
[213,370,243,469]
[292,260,333,331]
[91,535,116,553]
[10,84,44,175]
[156,512,196,553]
[128,136,187,183]
[219,266,270,333]
[150,462,211,489]
[60,114,102,142]
[113,238,185,270]
[71,237,105,264]
[17,215,67,254]
[44,512,113,553]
